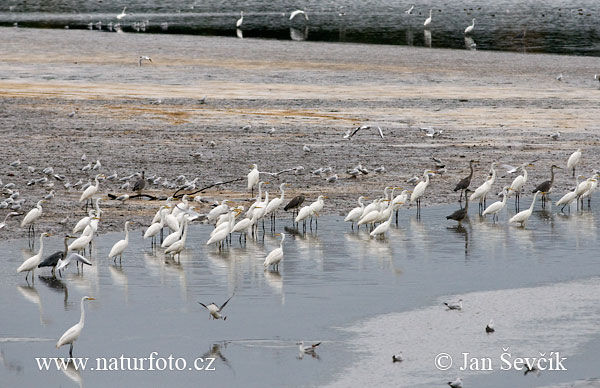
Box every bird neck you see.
[501,192,508,203]
[180,223,189,243]
[529,192,539,210]
[124,223,129,241]
[522,168,528,180]
[468,163,474,178]
[38,235,45,256]
[280,235,285,248]
[550,167,556,183]
[79,298,86,326]
[64,237,69,255]
[280,189,285,201]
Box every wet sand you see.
[1,27,599,235]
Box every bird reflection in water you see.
[17,285,47,324]
[290,26,309,41]
[424,29,432,48]
[0,349,24,374]
[61,359,84,388]
[447,223,470,258]
[38,275,69,308]
[464,36,476,50]
[202,343,233,371]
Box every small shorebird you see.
[138,56,152,66]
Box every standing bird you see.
[289,9,308,21]
[453,160,477,203]
[411,170,433,213]
[264,233,285,270]
[567,148,582,177]
[509,163,534,210]
[56,296,95,358]
[532,165,561,206]
[344,196,367,229]
[17,232,51,283]
[38,235,72,277]
[284,194,304,220]
[247,164,259,197]
[21,200,44,238]
[108,221,130,263]
[464,18,475,34]
[486,319,495,333]
[198,294,235,320]
[236,11,244,28]
[424,9,433,27]
[79,174,104,210]
[446,190,472,224]
[482,187,510,222]
[265,183,287,224]
[470,163,497,211]
[133,171,146,194]
[509,191,541,227]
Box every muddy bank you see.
[0,27,599,237]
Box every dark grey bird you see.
[485,319,495,333]
[133,171,146,193]
[38,235,73,277]
[344,125,384,139]
[284,195,305,220]
[446,190,471,223]
[532,165,561,207]
[453,160,477,202]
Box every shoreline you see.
[1,27,599,237]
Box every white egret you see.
[370,207,395,239]
[56,252,92,272]
[464,18,475,34]
[144,206,167,245]
[295,205,312,225]
[236,11,244,28]
[161,221,184,248]
[73,210,95,234]
[265,183,287,221]
[116,7,127,19]
[17,232,51,283]
[21,200,44,237]
[108,221,130,263]
[208,200,231,224]
[424,9,432,27]
[470,163,496,210]
[509,191,540,227]
[56,296,95,358]
[264,233,285,270]
[165,218,189,258]
[508,163,533,208]
[567,148,582,177]
[0,211,18,230]
[247,164,259,196]
[198,294,234,320]
[344,196,367,229]
[482,187,510,221]
[308,195,326,223]
[581,174,599,206]
[68,222,96,254]
[290,10,308,21]
[79,174,104,209]
[411,170,433,211]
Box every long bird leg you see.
[69,343,74,358]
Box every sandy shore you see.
[1,27,599,236]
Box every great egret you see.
[264,233,285,270]
[444,299,463,310]
[208,200,231,223]
[453,160,477,202]
[532,165,561,206]
[556,186,578,212]
[73,210,95,234]
[424,9,432,27]
[567,148,582,177]
[21,200,44,237]
[198,293,234,320]
[464,18,475,34]
[17,232,51,283]
[165,218,189,258]
[370,207,395,238]
[68,222,96,254]
[448,377,463,388]
[144,206,168,246]
[509,191,541,227]
[56,296,95,358]
[133,171,145,193]
[581,173,599,206]
[79,174,104,209]
[446,189,472,224]
[411,170,433,211]
[108,221,130,263]
[116,7,127,19]
[344,196,367,229]
[482,187,509,221]
[290,10,308,21]
[295,205,312,225]
[509,163,534,209]
[248,164,259,196]
[161,220,184,248]
[265,183,286,222]
[0,211,18,230]
[236,11,244,28]
[470,163,496,210]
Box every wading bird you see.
[424,9,433,27]
[236,11,244,28]
[108,221,130,263]
[509,191,541,227]
[17,232,51,283]
[453,160,477,202]
[264,233,285,270]
[482,187,510,222]
[532,165,561,206]
[21,200,44,238]
[248,164,259,196]
[464,18,475,34]
[446,190,472,224]
[38,235,72,277]
[567,148,582,177]
[56,296,95,358]
[289,9,308,21]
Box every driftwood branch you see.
[172,177,245,199]
[107,193,163,200]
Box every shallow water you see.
[1,0,600,56]
[1,201,600,387]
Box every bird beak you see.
[323,196,329,199]
[407,190,413,193]
[88,297,96,300]
[264,182,271,185]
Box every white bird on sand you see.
[17,232,51,283]
[264,233,285,270]
[21,200,44,234]
[509,191,541,227]
[405,5,414,14]
[567,148,582,177]
[303,144,312,152]
[410,170,433,208]
[464,18,475,34]
[424,9,433,27]
[290,10,308,21]
[556,73,563,81]
[56,296,95,358]
[248,164,260,195]
[108,221,130,263]
[0,212,18,230]
[79,174,104,207]
[138,56,152,67]
[198,294,234,320]
[549,131,561,140]
[444,299,463,310]
[448,377,463,388]
[236,11,244,28]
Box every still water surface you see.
[1,202,599,387]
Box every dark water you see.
[1,201,600,387]
[1,0,600,56]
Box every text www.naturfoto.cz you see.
[36,352,216,372]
